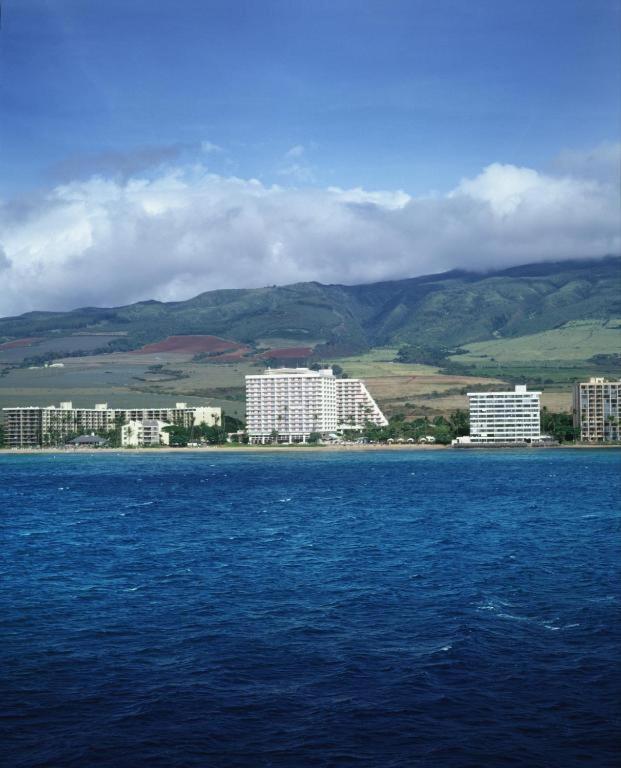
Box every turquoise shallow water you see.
[1,449,620,767]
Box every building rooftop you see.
[68,435,108,445]
[467,385,542,396]
[247,367,335,378]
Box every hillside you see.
[0,257,619,423]
[1,257,619,356]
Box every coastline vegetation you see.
[161,415,245,447]
[359,410,469,445]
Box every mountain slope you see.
[0,257,619,353]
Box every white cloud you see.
[278,144,316,182]
[201,140,224,154]
[277,163,316,183]
[0,244,10,271]
[284,144,305,159]
[0,146,619,316]
[327,186,411,210]
[551,141,621,184]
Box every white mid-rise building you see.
[245,367,387,443]
[2,401,221,448]
[467,385,541,444]
[121,419,171,448]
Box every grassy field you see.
[0,335,609,425]
[0,347,496,421]
[406,390,573,416]
[442,320,620,387]
[319,348,508,418]
[454,320,621,363]
[327,348,438,378]
[0,354,256,420]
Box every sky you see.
[0,0,620,315]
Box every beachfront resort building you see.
[336,376,387,430]
[245,367,387,443]
[573,378,620,442]
[2,401,221,448]
[462,385,542,445]
[121,419,171,448]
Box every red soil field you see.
[0,337,43,350]
[133,335,246,355]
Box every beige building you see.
[573,378,620,442]
[2,401,221,448]
[245,367,387,444]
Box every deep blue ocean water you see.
[1,449,620,768]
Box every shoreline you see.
[0,443,619,456]
[0,444,447,455]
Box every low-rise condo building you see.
[245,367,387,443]
[2,401,221,448]
[121,419,171,448]
[573,378,620,442]
[467,385,541,444]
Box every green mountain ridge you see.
[1,257,619,353]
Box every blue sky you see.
[0,0,619,313]
[2,0,619,194]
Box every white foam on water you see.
[497,612,530,623]
[476,598,512,612]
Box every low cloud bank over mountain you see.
[1,144,619,316]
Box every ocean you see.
[1,449,620,767]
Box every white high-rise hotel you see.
[467,385,541,444]
[245,367,387,443]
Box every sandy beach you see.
[1,443,618,456]
[0,443,448,455]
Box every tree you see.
[396,344,454,366]
[99,413,125,448]
[197,424,224,445]
[224,414,245,432]
[0,424,4,447]
[163,425,191,447]
[307,432,321,444]
[541,407,578,443]
[448,409,469,437]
